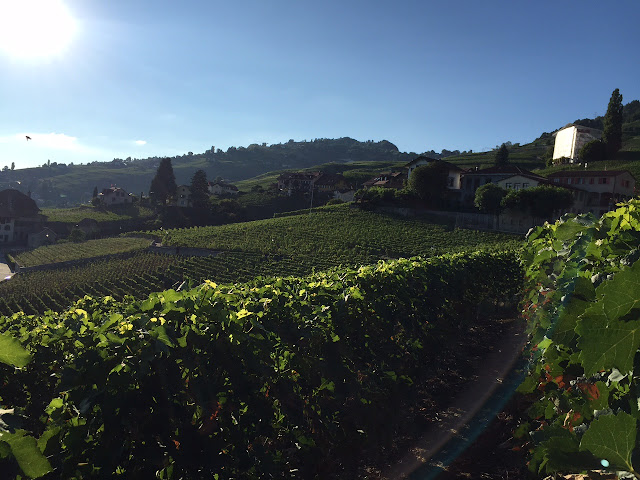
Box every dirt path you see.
[0,261,12,281]
[378,318,529,479]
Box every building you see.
[405,157,465,189]
[313,173,349,193]
[98,186,132,205]
[362,171,406,190]
[547,170,636,216]
[175,185,192,207]
[208,181,239,196]
[552,124,602,163]
[277,172,321,195]
[460,165,545,206]
[0,189,46,245]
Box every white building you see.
[405,157,464,189]
[552,124,602,163]
[99,186,132,205]
[208,181,238,196]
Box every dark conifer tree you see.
[602,88,623,158]
[495,143,509,166]
[150,157,177,205]
[190,169,209,210]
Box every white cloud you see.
[134,140,147,146]
[0,132,82,150]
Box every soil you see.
[354,315,534,479]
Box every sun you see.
[0,0,77,59]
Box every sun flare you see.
[0,0,77,59]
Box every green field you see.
[42,204,155,223]
[2,206,520,315]
[156,204,521,261]
[14,237,151,267]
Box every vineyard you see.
[13,237,151,267]
[151,205,522,260]
[0,251,522,479]
[0,251,377,316]
[518,200,640,477]
[1,207,520,317]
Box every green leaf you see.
[576,263,640,375]
[2,432,53,478]
[580,411,636,472]
[597,261,640,321]
[152,326,174,348]
[577,314,640,376]
[0,333,32,368]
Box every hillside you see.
[0,138,411,206]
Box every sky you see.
[1,0,639,169]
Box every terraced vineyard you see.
[154,205,522,262]
[14,237,151,267]
[0,251,350,316]
[2,206,521,316]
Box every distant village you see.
[0,122,636,247]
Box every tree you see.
[495,143,509,166]
[92,186,99,198]
[579,140,606,163]
[150,157,177,205]
[190,169,209,210]
[474,183,507,216]
[10,162,14,171]
[408,162,449,205]
[602,88,623,158]
[501,185,573,220]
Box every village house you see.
[98,186,133,205]
[208,181,239,196]
[547,170,636,216]
[460,165,544,206]
[277,172,321,195]
[313,173,350,193]
[175,185,192,207]
[496,174,589,215]
[0,189,51,247]
[362,171,406,190]
[552,124,602,163]
[405,157,465,189]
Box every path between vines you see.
[371,317,529,479]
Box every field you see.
[0,251,522,479]
[42,204,155,223]
[155,204,521,262]
[14,237,151,267]
[1,207,520,316]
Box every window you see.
[3,225,10,231]
[589,178,594,184]
[554,178,559,183]
[523,183,529,189]
[514,183,521,190]
[506,183,512,189]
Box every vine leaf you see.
[1,431,53,478]
[0,333,32,368]
[580,412,636,472]
[596,261,640,321]
[576,262,640,376]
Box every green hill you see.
[0,138,411,206]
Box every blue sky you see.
[1,0,639,169]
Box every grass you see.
[15,237,151,267]
[42,204,155,224]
